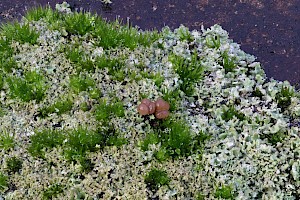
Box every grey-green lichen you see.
[0,2,300,199]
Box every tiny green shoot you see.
[222,105,245,122]
[64,45,84,64]
[141,118,209,161]
[69,74,95,94]
[0,37,17,72]
[6,156,23,174]
[177,26,193,42]
[0,130,15,151]
[7,71,47,102]
[0,172,8,192]
[221,51,236,73]
[64,11,95,36]
[0,22,39,45]
[38,98,73,118]
[252,87,264,99]
[79,158,94,173]
[43,183,64,200]
[144,168,170,191]
[214,185,235,199]
[28,129,65,158]
[94,98,125,123]
[206,35,221,49]
[63,127,104,161]
[92,17,159,50]
[276,86,295,111]
[169,50,205,96]
[95,55,126,81]
[195,192,205,200]
[140,132,159,151]
[25,6,61,24]
[260,130,287,145]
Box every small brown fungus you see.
[155,99,170,112]
[137,98,170,119]
[141,98,152,106]
[141,99,156,114]
[155,110,170,119]
[154,98,170,119]
[137,102,150,116]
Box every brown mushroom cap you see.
[137,103,149,115]
[155,99,170,112]
[138,98,170,118]
[148,102,156,114]
[141,98,152,106]
[140,99,156,115]
[155,110,170,119]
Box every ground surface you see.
[0,3,300,199]
[0,0,299,88]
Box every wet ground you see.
[0,0,299,88]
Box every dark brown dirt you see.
[0,0,299,88]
